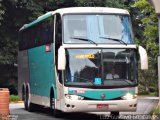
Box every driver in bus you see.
[106,68,119,79]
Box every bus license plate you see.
[97,104,108,109]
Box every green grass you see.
[148,92,158,97]
[138,92,158,97]
[9,95,21,102]
[151,106,160,115]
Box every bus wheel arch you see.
[25,83,34,112]
[50,87,61,117]
[25,83,30,110]
[24,84,29,110]
[50,87,55,109]
[22,83,28,110]
[26,84,30,103]
[22,83,26,101]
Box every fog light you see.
[134,104,137,107]
[71,105,75,108]
[67,104,70,107]
[78,96,84,100]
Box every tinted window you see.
[19,16,54,50]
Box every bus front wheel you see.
[50,90,61,117]
[110,111,119,119]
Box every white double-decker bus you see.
[18,7,148,117]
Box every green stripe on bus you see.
[68,89,135,100]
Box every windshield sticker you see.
[94,78,102,85]
[75,54,95,59]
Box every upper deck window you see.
[63,14,134,44]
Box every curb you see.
[138,96,159,100]
[10,101,24,104]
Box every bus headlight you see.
[65,94,84,100]
[122,93,137,100]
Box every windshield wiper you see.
[124,79,134,85]
[71,37,98,46]
[99,36,127,46]
[71,76,95,85]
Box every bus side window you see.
[41,21,48,44]
[41,17,54,44]
[35,25,42,46]
[48,17,54,43]
[55,14,62,84]
[30,27,36,48]
[27,29,32,49]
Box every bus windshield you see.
[65,49,138,88]
[63,14,134,44]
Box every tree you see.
[0,0,5,25]
[75,0,127,8]
[1,0,158,95]
[0,0,57,64]
[132,0,159,94]
[0,0,128,64]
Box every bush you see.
[148,86,157,93]
[10,95,21,102]
[151,106,160,115]
[138,91,149,95]
[138,84,149,95]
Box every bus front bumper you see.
[63,98,137,112]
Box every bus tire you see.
[26,86,35,112]
[23,86,28,110]
[50,90,61,117]
[110,111,119,119]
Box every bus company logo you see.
[73,90,85,94]
[77,90,85,94]
[100,94,106,99]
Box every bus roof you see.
[20,7,129,31]
[56,7,129,15]
[19,11,53,31]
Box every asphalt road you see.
[9,97,159,120]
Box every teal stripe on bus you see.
[28,44,55,97]
[68,89,135,100]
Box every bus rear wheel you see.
[24,90,28,110]
[25,87,35,112]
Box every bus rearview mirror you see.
[58,46,66,70]
[138,46,148,70]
